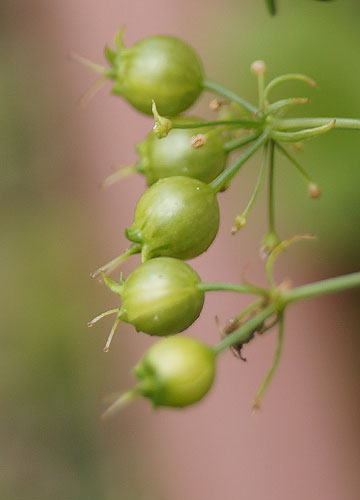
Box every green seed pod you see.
[91,176,220,278]
[134,336,216,407]
[106,32,204,116]
[126,176,220,261]
[138,117,227,185]
[89,258,205,350]
[103,336,216,416]
[116,257,205,335]
[104,116,228,187]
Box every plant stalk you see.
[210,131,269,193]
[203,79,258,115]
[214,271,360,355]
[224,133,260,153]
[198,282,268,296]
[283,271,360,305]
[275,117,360,131]
[172,119,260,130]
[268,140,276,234]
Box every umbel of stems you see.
[211,269,360,409]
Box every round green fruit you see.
[125,176,220,261]
[134,336,216,407]
[117,257,204,335]
[137,116,227,185]
[107,33,204,116]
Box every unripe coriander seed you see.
[136,116,227,186]
[102,117,227,188]
[126,176,220,262]
[134,336,216,407]
[117,257,205,335]
[108,34,205,116]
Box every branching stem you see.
[210,131,269,193]
[213,271,360,355]
[214,305,277,355]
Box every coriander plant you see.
[77,29,360,416]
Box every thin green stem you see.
[266,235,315,288]
[212,272,360,355]
[224,133,260,153]
[264,73,317,103]
[258,72,265,110]
[198,282,268,296]
[203,79,258,115]
[275,117,360,131]
[242,144,269,219]
[283,271,360,305]
[214,304,276,355]
[210,131,269,193]
[253,313,284,409]
[235,299,264,322]
[232,144,269,233]
[263,97,310,118]
[275,143,313,183]
[261,140,280,254]
[268,140,276,234]
[172,119,260,130]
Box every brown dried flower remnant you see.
[191,134,207,148]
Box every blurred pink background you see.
[1,1,360,499]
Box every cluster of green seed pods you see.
[85,32,226,411]
[81,28,340,413]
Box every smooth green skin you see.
[136,116,227,186]
[111,35,204,116]
[118,257,204,336]
[134,336,216,407]
[125,176,220,261]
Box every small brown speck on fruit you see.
[191,134,207,148]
